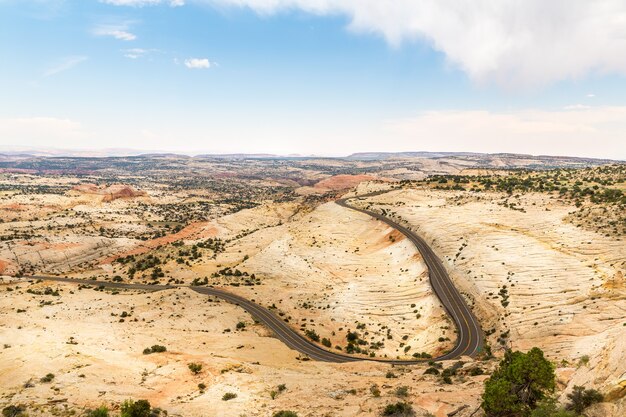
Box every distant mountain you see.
[0,147,167,158]
[346,151,482,160]
[347,151,620,165]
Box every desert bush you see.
[381,402,415,416]
[424,367,439,375]
[87,406,110,417]
[198,383,206,391]
[395,386,409,397]
[305,329,320,342]
[188,362,203,374]
[2,405,25,417]
[273,412,298,417]
[120,399,151,417]
[530,398,576,417]
[40,373,55,383]
[469,367,484,376]
[370,385,381,397]
[565,385,603,414]
[222,392,237,401]
[143,345,166,355]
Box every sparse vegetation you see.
[87,406,110,417]
[120,399,152,417]
[188,362,203,375]
[381,402,415,416]
[565,385,603,415]
[222,392,237,401]
[2,405,25,417]
[39,373,55,383]
[143,345,167,355]
[273,411,298,417]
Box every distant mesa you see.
[71,183,147,202]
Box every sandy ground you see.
[0,278,487,417]
[360,188,626,412]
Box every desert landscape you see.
[0,154,624,417]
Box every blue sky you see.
[1,0,625,158]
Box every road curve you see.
[15,192,483,363]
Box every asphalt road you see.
[16,193,483,363]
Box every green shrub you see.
[188,362,203,374]
[565,385,603,414]
[40,373,55,383]
[198,383,206,391]
[370,385,381,397]
[530,398,577,417]
[305,329,320,342]
[120,399,151,417]
[143,345,166,355]
[424,367,439,375]
[321,338,332,347]
[381,402,415,416]
[273,411,298,417]
[87,406,110,417]
[469,367,484,376]
[395,386,409,397]
[222,392,237,401]
[2,405,25,417]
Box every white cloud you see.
[184,58,211,69]
[191,0,626,88]
[43,56,88,77]
[93,23,137,41]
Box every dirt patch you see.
[100,222,219,264]
[71,183,147,202]
[314,175,378,191]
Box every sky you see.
[1,0,626,159]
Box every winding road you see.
[17,193,483,363]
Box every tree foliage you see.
[530,398,576,417]
[120,399,151,417]
[565,386,603,414]
[87,406,110,417]
[482,347,556,417]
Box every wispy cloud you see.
[93,22,137,41]
[100,0,184,6]
[122,48,161,59]
[43,56,88,77]
[184,58,212,69]
[564,104,591,110]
